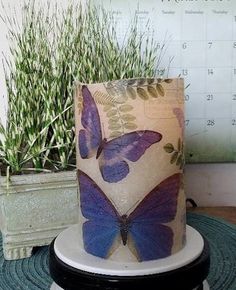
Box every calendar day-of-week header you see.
[161,0,231,3]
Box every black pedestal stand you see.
[49,225,210,290]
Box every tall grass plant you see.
[0,1,164,175]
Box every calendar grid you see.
[102,0,236,163]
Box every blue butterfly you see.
[78,170,181,262]
[78,85,162,183]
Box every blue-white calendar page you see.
[100,0,236,163]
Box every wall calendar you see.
[101,0,236,163]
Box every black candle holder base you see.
[49,225,210,290]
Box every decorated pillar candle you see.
[74,78,185,263]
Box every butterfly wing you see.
[127,224,173,261]
[82,220,121,259]
[127,173,181,261]
[78,170,120,258]
[79,85,102,158]
[99,130,162,183]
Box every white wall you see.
[185,164,236,206]
[0,0,235,206]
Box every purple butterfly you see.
[79,85,162,183]
[78,170,181,261]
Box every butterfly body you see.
[78,85,163,183]
[96,138,108,159]
[119,214,130,246]
[78,170,181,261]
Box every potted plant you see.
[0,2,164,259]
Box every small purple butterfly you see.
[78,170,181,261]
[78,85,162,183]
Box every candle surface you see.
[74,78,185,262]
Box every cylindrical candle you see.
[74,78,185,262]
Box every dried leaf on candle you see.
[171,152,178,164]
[164,143,174,153]
[178,138,181,151]
[109,131,123,138]
[108,123,122,130]
[123,122,138,130]
[109,116,120,122]
[147,85,158,98]
[103,104,114,112]
[106,109,118,117]
[94,91,114,105]
[121,114,136,121]
[147,78,155,84]
[164,78,173,83]
[137,78,146,86]
[176,154,183,166]
[119,104,133,112]
[137,87,149,100]
[127,79,136,86]
[156,84,165,96]
[126,86,137,99]
[105,83,128,104]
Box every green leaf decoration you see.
[171,151,178,164]
[94,91,114,105]
[109,131,123,138]
[124,122,138,130]
[164,78,173,83]
[164,143,174,153]
[108,123,122,130]
[156,83,165,96]
[126,86,137,99]
[137,87,149,100]
[147,78,155,84]
[121,114,136,121]
[147,85,158,98]
[137,78,146,86]
[119,104,133,112]
[103,104,114,112]
[106,109,118,117]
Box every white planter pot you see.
[0,171,78,260]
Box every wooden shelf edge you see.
[187,206,236,225]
